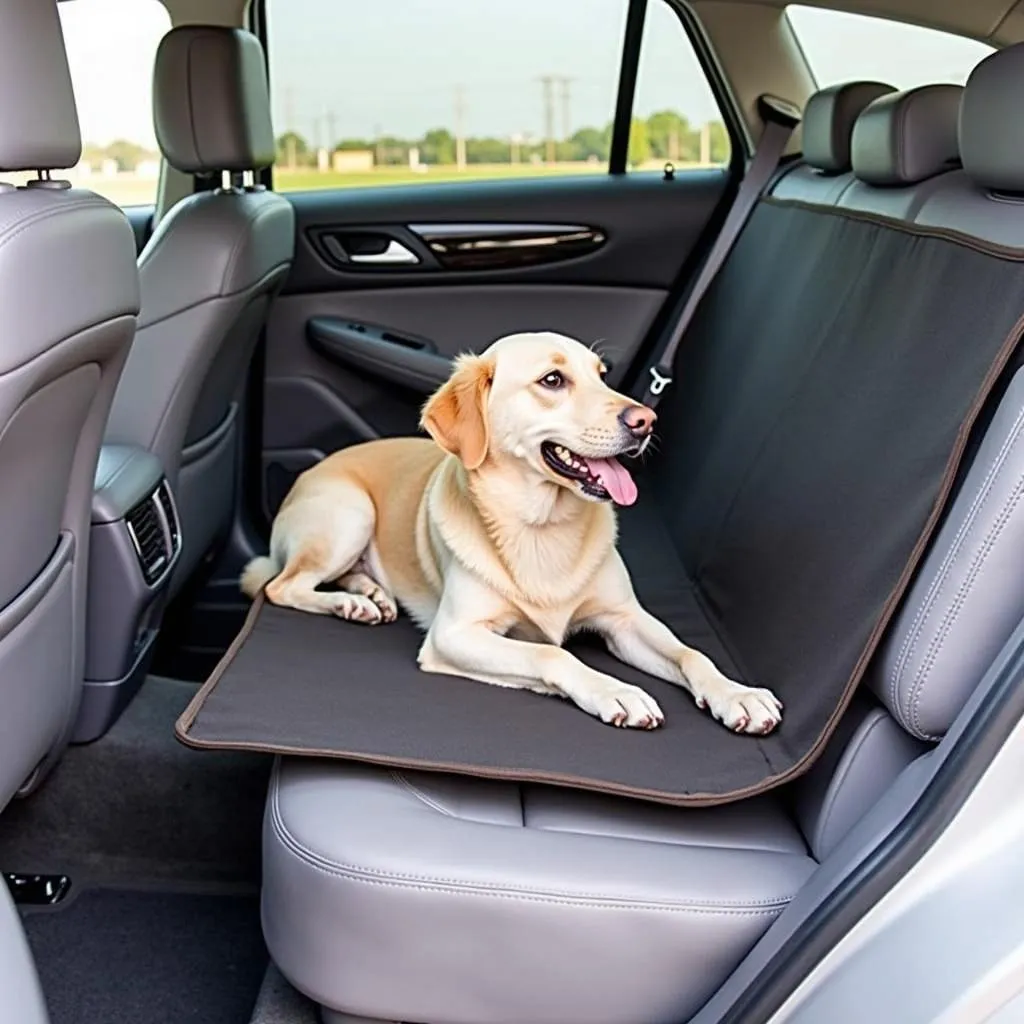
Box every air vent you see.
[125,495,170,585]
[154,480,180,554]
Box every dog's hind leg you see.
[264,480,386,624]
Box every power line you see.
[284,87,297,169]
[454,84,467,171]
[558,76,572,141]
[538,75,556,163]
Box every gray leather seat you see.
[261,78,1016,1024]
[0,0,139,811]
[0,883,48,1024]
[104,26,294,597]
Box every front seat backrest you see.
[0,0,139,809]
[104,26,295,597]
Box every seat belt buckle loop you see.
[649,366,673,397]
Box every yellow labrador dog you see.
[241,331,782,734]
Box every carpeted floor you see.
[22,886,267,1024]
[247,964,320,1024]
[0,676,323,1022]
[0,676,272,886]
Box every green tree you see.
[707,121,730,164]
[333,138,371,152]
[466,137,513,164]
[645,110,694,161]
[419,128,456,165]
[627,118,651,167]
[105,138,150,172]
[567,125,610,162]
[275,131,310,167]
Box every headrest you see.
[802,81,896,174]
[960,44,1024,193]
[851,84,962,187]
[153,26,275,174]
[0,0,81,173]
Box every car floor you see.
[0,676,316,1024]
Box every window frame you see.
[247,0,744,191]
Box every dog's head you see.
[420,332,656,506]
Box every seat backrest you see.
[0,882,48,1024]
[0,0,139,809]
[103,25,295,594]
[787,59,1024,858]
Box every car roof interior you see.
[4,0,1024,1023]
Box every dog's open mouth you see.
[540,441,639,506]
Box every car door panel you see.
[260,169,730,517]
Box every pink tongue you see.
[584,457,638,506]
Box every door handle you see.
[349,239,421,265]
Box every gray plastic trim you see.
[91,443,164,524]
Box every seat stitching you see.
[888,404,1024,728]
[910,466,1024,738]
[888,410,1020,711]
[391,771,457,818]
[270,778,800,912]
[0,197,115,254]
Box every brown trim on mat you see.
[176,592,267,737]
[764,195,1024,261]
[176,313,1024,806]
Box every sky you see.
[58,0,994,149]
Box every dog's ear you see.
[420,354,493,470]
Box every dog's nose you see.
[619,404,657,437]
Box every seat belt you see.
[641,95,802,409]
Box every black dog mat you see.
[177,201,1024,805]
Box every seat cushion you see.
[263,758,816,1024]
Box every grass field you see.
[13,159,717,208]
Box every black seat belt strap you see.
[642,95,802,409]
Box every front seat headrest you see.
[153,25,276,175]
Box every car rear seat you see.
[260,59,1024,1024]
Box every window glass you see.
[6,0,171,206]
[265,0,730,192]
[629,0,730,170]
[786,5,993,91]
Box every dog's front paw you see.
[588,682,664,730]
[697,681,782,735]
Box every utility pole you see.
[558,76,572,141]
[373,122,382,167]
[454,84,467,171]
[700,122,711,165]
[538,75,556,163]
[284,87,296,169]
[325,110,337,152]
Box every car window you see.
[786,5,993,90]
[62,0,170,209]
[264,0,731,193]
[629,0,730,170]
[14,0,171,208]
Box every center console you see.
[73,444,182,743]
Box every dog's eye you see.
[538,371,566,389]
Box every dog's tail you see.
[240,555,281,599]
